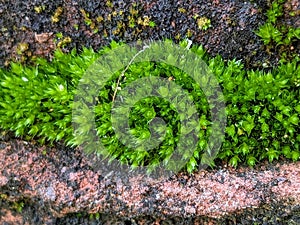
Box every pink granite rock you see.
[0,139,300,224]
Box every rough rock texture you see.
[0,0,299,69]
[0,139,300,224]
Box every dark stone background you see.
[1,0,298,69]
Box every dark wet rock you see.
[1,0,298,68]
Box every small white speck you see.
[186,39,192,50]
[58,84,64,91]
[22,77,28,82]
[45,186,56,201]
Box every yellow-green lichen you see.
[16,43,29,55]
[34,5,46,14]
[178,8,186,13]
[196,17,211,31]
[51,7,63,23]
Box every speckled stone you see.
[0,139,300,224]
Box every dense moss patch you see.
[0,40,299,173]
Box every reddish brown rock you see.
[0,139,300,224]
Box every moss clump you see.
[255,0,300,62]
[196,17,211,31]
[0,40,299,173]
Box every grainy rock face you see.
[0,139,300,224]
[1,0,299,68]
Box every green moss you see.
[34,5,46,14]
[178,8,187,13]
[255,0,300,61]
[0,194,26,213]
[196,17,211,31]
[54,33,72,49]
[12,201,25,213]
[16,43,29,55]
[0,40,299,172]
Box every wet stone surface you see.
[0,0,299,68]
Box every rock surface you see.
[0,139,300,224]
[1,0,299,69]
